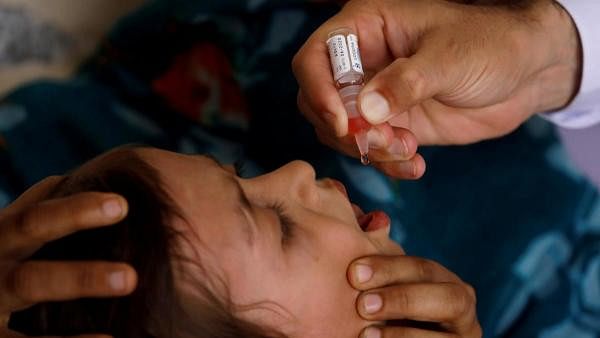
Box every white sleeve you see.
[558,125,600,190]
[545,0,600,129]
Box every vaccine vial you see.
[327,28,370,165]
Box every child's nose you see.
[276,161,319,204]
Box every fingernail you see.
[355,264,373,284]
[361,91,390,124]
[388,138,408,156]
[363,293,383,314]
[108,271,126,291]
[362,327,382,338]
[366,129,386,149]
[103,199,123,218]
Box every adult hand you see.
[293,0,581,178]
[0,176,137,338]
[348,255,481,338]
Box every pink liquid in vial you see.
[348,116,370,135]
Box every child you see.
[9,145,477,337]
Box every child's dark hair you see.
[9,147,283,338]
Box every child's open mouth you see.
[357,210,391,232]
[328,178,391,232]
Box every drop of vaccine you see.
[360,154,370,165]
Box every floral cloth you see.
[1,1,599,337]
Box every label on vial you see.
[346,34,364,74]
[327,34,351,81]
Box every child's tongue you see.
[357,211,390,232]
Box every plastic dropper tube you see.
[327,28,371,165]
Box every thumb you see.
[359,50,444,124]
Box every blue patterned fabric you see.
[0,1,598,337]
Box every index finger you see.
[0,176,64,218]
[347,255,461,291]
[0,192,127,259]
[293,27,348,137]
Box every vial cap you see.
[338,84,362,100]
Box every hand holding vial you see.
[293,0,579,179]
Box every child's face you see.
[138,148,404,337]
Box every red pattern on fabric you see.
[152,43,248,125]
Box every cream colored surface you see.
[0,0,145,95]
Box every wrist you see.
[530,1,582,112]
